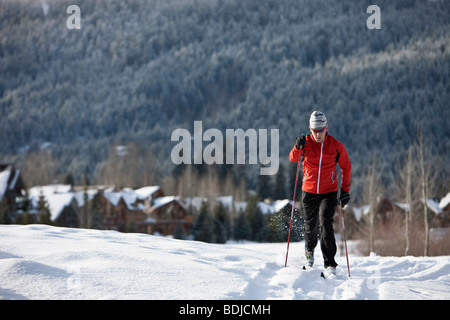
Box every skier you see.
[289,111,351,274]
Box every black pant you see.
[302,191,338,268]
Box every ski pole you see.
[285,159,301,267]
[339,203,351,277]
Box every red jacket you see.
[289,134,351,194]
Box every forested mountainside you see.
[1,0,449,200]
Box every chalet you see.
[0,164,27,223]
[98,187,147,233]
[145,196,192,236]
[49,194,79,227]
[135,186,164,205]
[352,197,408,222]
[352,195,450,235]
[73,186,100,207]
[96,186,180,234]
[375,197,408,225]
[28,185,79,227]
[420,197,449,229]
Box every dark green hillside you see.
[1,0,449,199]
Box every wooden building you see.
[145,196,192,236]
[28,185,80,227]
[0,164,27,223]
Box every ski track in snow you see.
[0,225,449,300]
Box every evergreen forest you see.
[1,0,449,203]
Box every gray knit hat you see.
[309,111,327,130]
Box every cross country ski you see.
[302,265,336,279]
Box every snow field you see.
[0,225,449,300]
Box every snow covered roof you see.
[122,188,139,209]
[9,169,21,191]
[28,185,77,221]
[352,205,370,221]
[273,199,293,212]
[0,166,12,200]
[184,197,207,210]
[103,190,122,207]
[234,201,247,213]
[256,199,293,215]
[439,192,450,211]
[73,189,99,207]
[216,195,233,211]
[257,201,274,215]
[134,186,161,200]
[423,198,441,215]
[46,193,76,221]
[28,185,72,198]
[0,165,23,201]
[392,201,409,212]
[103,188,146,211]
[150,196,186,211]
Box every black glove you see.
[339,189,350,208]
[295,135,306,150]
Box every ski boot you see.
[321,266,337,279]
[305,249,314,268]
[325,266,336,275]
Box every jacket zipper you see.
[317,142,323,194]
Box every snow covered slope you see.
[0,225,449,300]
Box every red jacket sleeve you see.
[289,145,303,163]
[338,143,352,192]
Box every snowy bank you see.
[0,225,449,300]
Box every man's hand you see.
[295,135,306,150]
[339,189,350,208]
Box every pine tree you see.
[273,163,286,200]
[192,200,213,243]
[246,194,266,241]
[233,209,250,241]
[172,222,185,240]
[89,193,103,230]
[265,211,287,242]
[213,201,229,243]
[22,189,32,225]
[38,192,52,225]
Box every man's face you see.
[310,127,327,143]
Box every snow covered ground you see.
[0,224,449,300]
